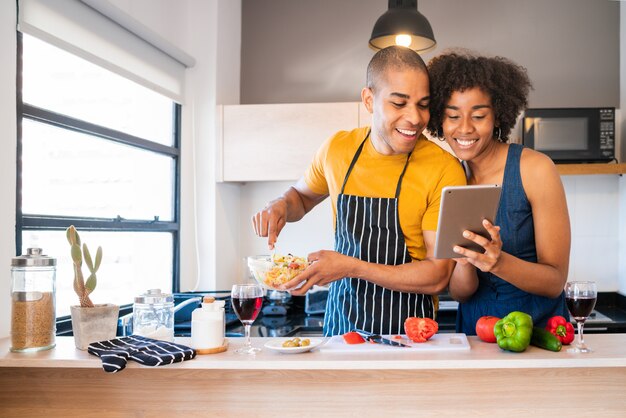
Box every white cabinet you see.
[219,102,362,182]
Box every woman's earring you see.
[494,127,503,142]
[437,128,445,142]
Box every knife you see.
[352,329,410,347]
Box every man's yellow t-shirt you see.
[304,126,466,261]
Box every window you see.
[17,33,181,318]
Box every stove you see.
[172,291,317,338]
[171,292,618,338]
[585,309,613,323]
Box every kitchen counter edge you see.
[2,335,626,371]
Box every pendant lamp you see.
[369,0,436,53]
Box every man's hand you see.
[251,198,288,250]
[280,250,354,295]
[251,180,328,251]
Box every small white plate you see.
[264,338,324,354]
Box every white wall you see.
[239,181,334,264]
[237,169,624,294]
[562,176,622,291]
[1,2,624,339]
[618,2,626,295]
[617,176,626,295]
[107,0,242,292]
[0,0,241,337]
[0,0,17,338]
[235,3,626,295]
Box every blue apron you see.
[457,144,569,334]
[323,131,434,336]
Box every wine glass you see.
[564,281,597,353]
[231,283,264,354]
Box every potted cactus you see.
[67,225,119,350]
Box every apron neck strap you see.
[395,151,412,199]
[340,129,413,198]
[340,130,370,194]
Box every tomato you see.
[342,331,365,344]
[404,317,438,343]
[475,316,500,343]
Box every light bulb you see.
[395,34,412,48]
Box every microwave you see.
[522,107,615,163]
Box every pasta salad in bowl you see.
[247,253,309,291]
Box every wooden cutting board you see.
[319,333,470,353]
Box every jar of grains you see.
[10,248,57,352]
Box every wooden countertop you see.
[2,334,626,370]
[2,335,626,417]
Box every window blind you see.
[17,0,195,103]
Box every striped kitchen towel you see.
[88,335,196,373]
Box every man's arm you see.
[252,177,328,250]
[287,230,454,295]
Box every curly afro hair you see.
[426,49,532,142]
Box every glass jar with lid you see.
[132,289,174,342]
[11,248,57,352]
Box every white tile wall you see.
[617,176,626,295]
[562,175,621,291]
[238,181,334,280]
[239,174,624,293]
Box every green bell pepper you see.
[494,311,533,352]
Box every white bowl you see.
[264,338,324,354]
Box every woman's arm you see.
[491,149,570,297]
[452,149,570,298]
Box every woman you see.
[427,50,570,334]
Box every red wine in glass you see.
[232,296,263,323]
[231,284,264,354]
[564,281,597,353]
[565,296,597,321]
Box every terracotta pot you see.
[70,303,119,350]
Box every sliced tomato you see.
[404,317,438,343]
[342,331,366,344]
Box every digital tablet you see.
[434,184,502,259]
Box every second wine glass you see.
[231,283,264,354]
[564,281,597,353]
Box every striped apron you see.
[323,131,434,336]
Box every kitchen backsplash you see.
[239,175,625,293]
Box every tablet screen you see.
[434,185,502,259]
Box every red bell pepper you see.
[546,316,575,345]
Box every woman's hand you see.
[452,219,502,273]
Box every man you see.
[252,46,466,336]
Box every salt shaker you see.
[10,248,57,352]
[191,296,225,351]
